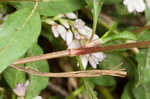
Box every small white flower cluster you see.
[46,12,105,69]
[46,13,76,46]
[13,80,43,99]
[13,80,29,99]
[123,0,150,13]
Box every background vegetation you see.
[0,0,150,99]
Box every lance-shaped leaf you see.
[0,8,41,72]
[84,0,103,35]
[25,44,49,99]
[9,0,86,16]
[102,31,137,43]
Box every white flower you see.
[73,19,85,29]
[123,0,146,12]
[68,40,105,69]
[75,33,81,40]
[51,25,73,45]
[66,30,73,45]
[68,39,81,49]
[33,96,43,99]
[57,25,67,40]
[72,19,99,40]
[65,12,77,19]
[13,80,29,97]
[77,26,99,40]
[77,26,91,38]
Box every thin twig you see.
[13,41,150,65]
[10,65,126,77]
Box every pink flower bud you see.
[51,25,59,37]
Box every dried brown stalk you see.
[13,41,150,65]
[10,65,126,77]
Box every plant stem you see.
[11,65,127,77]
[13,40,150,65]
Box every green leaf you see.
[83,78,97,99]
[116,4,130,15]
[133,82,150,99]
[121,82,133,99]
[101,22,118,39]
[3,65,26,88]
[10,0,85,16]
[84,0,103,38]
[25,44,49,99]
[145,5,150,21]
[89,76,116,86]
[0,8,41,72]
[0,3,7,14]
[137,30,150,41]
[121,82,134,99]
[102,31,137,43]
[136,48,150,84]
[85,0,102,20]
[100,52,130,70]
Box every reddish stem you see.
[13,40,150,65]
